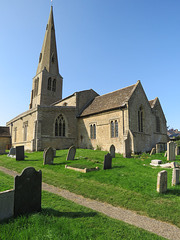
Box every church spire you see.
[36,6,59,75]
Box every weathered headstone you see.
[66,145,76,160]
[156,144,161,154]
[14,167,42,216]
[172,168,180,186]
[150,148,156,155]
[8,147,16,157]
[16,146,24,161]
[43,147,54,165]
[109,144,115,158]
[167,141,176,161]
[175,145,180,156]
[164,151,167,157]
[53,148,56,157]
[0,190,14,221]
[157,170,167,193]
[103,153,112,170]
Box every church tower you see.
[29,6,63,109]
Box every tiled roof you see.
[149,98,157,108]
[80,84,136,117]
[0,127,10,137]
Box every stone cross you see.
[172,168,180,186]
[66,145,76,160]
[103,153,112,170]
[109,144,115,158]
[167,141,175,161]
[43,147,54,165]
[157,170,167,193]
[14,167,42,216]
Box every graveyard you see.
[0,148,180,234]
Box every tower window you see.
[52,79,56,92]
[156,116,160,132]
[47,77,52,90]
[34,78,39,97]
[39,53,42,63]
[55,114,66,137]
[51,52,55,63]
[111,120,118,138]
[138,106,143,132]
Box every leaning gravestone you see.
[167,141,176,161]
[16,146,24,161]
[14,167,42,216]
[43,147,54,165]
[157,170,167,193]
[103,153,112,170]
[172,168,180,186]
[109,145,115,158]
[66,145,76,160]
[150,148,156,155]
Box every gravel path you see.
[1,166,180,240]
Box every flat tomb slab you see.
[65,165,99,173]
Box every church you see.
[7,7,168,155]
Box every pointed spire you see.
[36,6,59,75]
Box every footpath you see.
[0,166,180,240]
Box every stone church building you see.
[7,7,168,155]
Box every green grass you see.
[0,149,180,228]
[0,173,165,240]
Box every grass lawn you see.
[0,149,180,228]
[0,172,165,240]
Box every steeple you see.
[36,6,59,75]
[29,6,63,109]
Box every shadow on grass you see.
[112,166,125,169]
[41,208,97,218]
[166,189,180,196]
[53,162,67,165]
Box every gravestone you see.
[150,148,156,155]
[156,144,161,154]
[43,147,54,165]
[157,170,167,193]
[167,141,175,161]
[172,168,180,186]
[175,146,180,156]
[66,145,76,160]
[150,159,162,166]
[109,145,115,158]
[8,147,16,157]
[16,146,24,161]
[103,153,112,170]
[164,151,167,157]
[53,148,56,157]
[14,167,42,216]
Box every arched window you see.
[111,120,118,138]
[90,124,96,139]
[47,77,52,90]
[138,106,143,132]
[52,79,56,92]
[34,78,39,97]
[55,114,66,137]
[156,116,160,132]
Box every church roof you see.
[80,83,136,117]
[0,127,10,137]
[36,6,59,75]
[149,97,158,108]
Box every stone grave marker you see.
[109,144,115,158]
[150,148,156,155]
[167,141,176,161]
[164,151,167,157]
[7,147,16,157]
[156,144,161,154]
[43,147,54,165]
[150,159,162,166]
[157,170,167,193]
[103,153,112,170]
[14,167,42,216]
[172,168,180,186]
[16,146,24,161]
[66,145,76,160]
[175,146,180,156]
[53,148,56,157]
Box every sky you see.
[0,0,180,129]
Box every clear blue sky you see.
[0,0,180,129]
